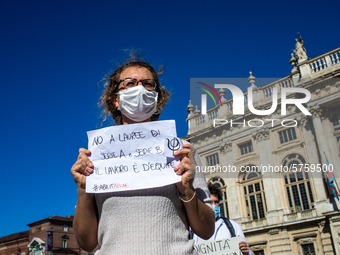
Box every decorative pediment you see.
[28,237,45,247]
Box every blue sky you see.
[0,0,339,237]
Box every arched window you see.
[240,166,266,220]
[208,177,229,219]
[282,154,314,212]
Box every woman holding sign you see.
[71,58,215,254]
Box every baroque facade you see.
[185,37,340,255]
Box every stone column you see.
[219,139,242,220]
[297,114,331,215]
[310,105,329,162]
[310,105,340,210]
[252,128,282,225]
[327,212,340,255]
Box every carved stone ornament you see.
[252,128,270,141]
[297,238,314,245]
[268,228,279,235]
[219,139,232,153]
[187,100,194,114]
[309,104,322,118]
[252,245,266,251]
[290,53,298,73]
[218,88,226,99]
[315,89,321,97]
[296,115,310,128]
[336,81,340,90]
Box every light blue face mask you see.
[212,204,220,218]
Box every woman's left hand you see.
[173,144,196,196]
[173,143,215,240]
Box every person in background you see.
[193,184,253,255]
[71,57,215,254]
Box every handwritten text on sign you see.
[86,120,182,193]
[194,237,243,255]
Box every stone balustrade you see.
[240,209,317,231]
[307,47,340,74]
[242,218,267,230]
[283,209,317,222]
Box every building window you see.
[240,167,266,220]
[36,228,41,232]
[62,240,67,248]
[332,108,340,151]
[63,225,68,232]
[301,243,316,255]
[240,141,253,155]
[282,154,314,212]
[332,108,340,129]
[206,153,219,166]
[296,237,318,255]
[279,127,297,144]
[208,177,229,219]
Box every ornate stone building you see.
[0,215,90,255]
[185,36,340,254]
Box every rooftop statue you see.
[293,33,308,63]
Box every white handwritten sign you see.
[194,237,243,255]
[86,120,182,193]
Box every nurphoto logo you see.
[192,78,312,128]
[200,84,311,116]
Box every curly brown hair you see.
[99,60,170,125]
[208,183,222,201]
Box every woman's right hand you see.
[72,148,98,251]
[71,148,94,189]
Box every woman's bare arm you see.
[71,148,98,251]
[174,144,215,239]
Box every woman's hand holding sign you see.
[71,148,94,189]
[174,143,215,240]
[174,143,195,195]
[71,148,98,251]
